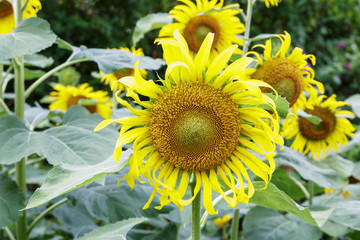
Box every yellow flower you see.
[0,0,41,34]
[214,215,232,228]
[249,31,324,108]
[260,0,282,8]
[282,94,355,159]
[159,0,244,60]
[95,30,283,215]
[49,83,112,119]
[99,47,147,92]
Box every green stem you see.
[24,58,88,99]
[14,0,27,239]
[21,0,30,11]
[4,227,16,240]
[230,209,240,240]
[8,156,46,175]
[112,90,118,113]
[241,0,255,56]
[308,181,314,206]
[191,178,201,240]
[27,198,68,235]
[0,98,11,115]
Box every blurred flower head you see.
[54,67,81,86]
[158,0,244,61]
[335,40,346,49]
[214,215,232,228]
[95,30,283,214]
[282,94,355,159]
[49,83,112,119]
[260,0,282,8]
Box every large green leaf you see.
[250,182,333,227]
[345,94,360,117]
[0,106,118,165]
[0,18,57,60]
[70,45,165,74]
[277,146,347,188]
[25,149,132,210]
[24,53,54,68]
[242,207,322,240]
[66,173,175,223]
[77,217,147,240]
[132,13,172,46]
[326,200,360,231]
[0,173,25,228]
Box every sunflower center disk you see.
[0,1,13,17]
[149,82,241,172]
[183,15,221,53]
[299,106,336,140]
[252,59,303,106]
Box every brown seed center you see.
[0,1,13,18]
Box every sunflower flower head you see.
[282,94,355,159]
[99,47,147,91]
[249,31,324,108]
[159,0,244,60]
[49,83,112,119]
[260,0,282,8]
[95,30,283,215]
[0,0,41,34]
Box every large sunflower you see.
[99,47,147,92]
[0,0,41,34]
[159,0,244,61]
[282,94,355,159]
[249,31,324,108]
[95,30,283,214]
[49,83,112,119]
[260,0,282,8]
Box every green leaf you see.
[0,173,25,228]
[24,68,45,80]
[264,93,289,118]
[250,182,333,227]
[270,169,306,201]
[66,174,175,222]
[345,94,360,118]
[56,38,73,51]
[318,154,354,178]
[352,162,360,180]
[77,217,147,240]
[297,109,322,125]
[71,45,165,74]
[132,13,172,46]
[242,207,322,240]
[277,146,347,188]
[25,149,132,210]
[0,18,57,60]
[24,53,54,68]
[0,106,119,165]
[201,4,240,15]
[326,200,360,231]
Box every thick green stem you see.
[241,0,255,56]
[308,181,314,206]
[230,209,240,240]
[24,58,88,99]
[14,1,27,240]
[191,179,201,240]
[27,198,68,235]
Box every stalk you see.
[14,0,27,239]
[191,179,201,240]
[230,209,240,240]
[241,0,256,56]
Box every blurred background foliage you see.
[36,0,360,101]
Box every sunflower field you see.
[1,0,360,240]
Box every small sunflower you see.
[0,0,41,34]
[249,31,324,108]
[49,83,112,119]
[159,0,244,60]
[260,0,282,8]
[282,94,355,159]
[95,30,283,214]
[99,47,147,92]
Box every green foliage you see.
[0,173,25,228]
[77,217,148,240]
[0,18,57,60]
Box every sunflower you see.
[0,0,41,34]
[159,0,244,61]
[49,83,112,119]
[249,31,324,108]
[282,94,355,159]
[99,47,147,92]
[95,30,283,214]
[260,0,282,8]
